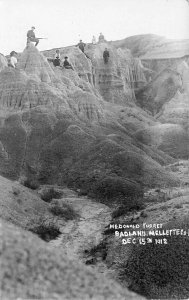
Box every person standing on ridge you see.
[98,32,106,43]
[92,36,96,45]
[27,26,39,46]
[103,48,109,64]
[9,51,18,68]
[53,49,61,67]
[76,40,86,53]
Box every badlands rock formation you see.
[157,61,189,126]
[43,42,147,105]
[1,34,189,299]
[135,68,183,115]
[0,43,177,191]
[113,34,189,159]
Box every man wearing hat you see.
[27,26,39,46]
[76,40,86,53]
[63,57,74,70]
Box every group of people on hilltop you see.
[76,33,106,49]
[52,31,109,68]
[53,49,74,70]
[74,33,109,63]
[9,27,110,69]
[92,33,106,44]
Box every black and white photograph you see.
[1,0,189,299]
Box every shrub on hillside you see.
[66,172,143,204]
[49,200,79,220]
[20,177,39,190]
[92,176,141,199]
[116,216,189,299]
[26,215,61,242]
[84,239,108,265]
[40,188,63,203]
[112,197,145,218]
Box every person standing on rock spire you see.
[76,40,86,53]
[103,48,109,64]
[98,33,106,43]
[27,26,39,47]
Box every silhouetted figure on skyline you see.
[76,40,86,53]
[103,48,109,64]
[27,26,39,46]
[92,35,96,44]
[98,32,106,43]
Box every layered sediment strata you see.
[0,53,7,71]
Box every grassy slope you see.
[0,218,145,300]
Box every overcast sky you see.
[0,0,189,55]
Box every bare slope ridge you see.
[1,218,145,300]
[112,34,189,59]
[0,175,49,227]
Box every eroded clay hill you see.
[1,35,189,300]
[43,42,147,104]
[0,43,178,200]
[112,34,189,159]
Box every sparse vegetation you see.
[49,200,79,220]
[92,176,142,201]
[20,177,39,190]
[12,186,20,195]
[40,188,63,203]
[27,215,61,241]
[140,211,148,218]
[77,189,88,196]
[146,206,158,212]
[160,204,169,211]
[112,197,145,218]
[174,203,183,209]
[66,171,143,205]
[116,216,189,299]
[144,188,172,203]
[16,198,22,205]
[84,239,108,265]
